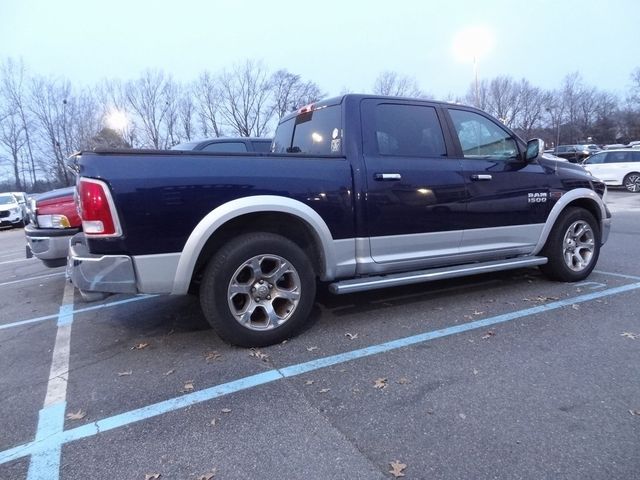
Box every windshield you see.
[0,194,17,205]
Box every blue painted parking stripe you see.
[1,280,639,466]
[0,294,158,331]
[594,270,640,281]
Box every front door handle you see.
[471,174,493,181]
[374,173,402,181]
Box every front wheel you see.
[623,172,640,193]
[200,232,316,347]
[539,207,600,282]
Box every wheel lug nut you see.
[259,280,264,284]
[267,295,271,300]
[251,287,256,291]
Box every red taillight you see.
[77,178,120,236]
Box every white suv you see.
[582,149,640,193]
[0,193,25,228]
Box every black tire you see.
[199,232,316,347]
[623,172,640,193]
[539,207,600,282]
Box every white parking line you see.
[27,282,75,480]
[0,272,65,288]
[0,251,25,259]
[0,258,33,266]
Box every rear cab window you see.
[272,103,343,156]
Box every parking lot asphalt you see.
[0,190,639,480]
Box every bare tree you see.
[0,58,37,184]
[270,69,323,119]
[513,80,548,140]
[178,89,196,141]
[218,60,275,137]
[628,67,640,107]
[373,71,426,98]
[193,72,223,138]
[0,105,27,190]
[123,70,176,148]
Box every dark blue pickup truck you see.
[67,94,611,346]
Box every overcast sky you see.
[1,0,639,98]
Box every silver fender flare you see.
[171,195,336,294]
[532,188,607,255]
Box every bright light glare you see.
[311,132,323,142]
[106,109,129,131]
[452,26,495,62]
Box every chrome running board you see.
[328,256,548,295]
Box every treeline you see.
[1,57,640,192]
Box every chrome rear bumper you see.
[66,233,138,294]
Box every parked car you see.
[171,137,272,153]
[552,144,592,163]
[0,192,26,228]
[582,149,640,192]
[66,94,610,347]
[10,191,29,222]
[24,187,81,267]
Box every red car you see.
[25,187,81,267]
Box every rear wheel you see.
[623,172,640,193]
[539,207,600,282]
[200,232,316,347]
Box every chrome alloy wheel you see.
[562,220,595,272]
[227,254,301,331]
[624,173,640,193]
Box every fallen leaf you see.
[117,370,132,376]
[481,331,495,340]
[131,342,149,350]
[345,332,358,340]
[221,408,232,413]
[571,304,580,310]
[426,409,434,415]
[397,377,411,385]
[249,348,269,361]
[389,460,407,478]
[205,351,222,362]
[374,378,388,389]
[318,388,330,394]
[209,418,217,427]
[304,380,314,385]
[473,368,479,375]
[306,346,319,352]
[164,369,175,376]
[66,409,86,421]
[181,381,194,393]
[144,474,161,480]
[621,332,639,340]
[197,472,216,480]
[472,310,484,316]
[459,413,467,419]
[629,409,640,416]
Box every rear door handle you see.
[374,173,402,181]
[471,174,492,181]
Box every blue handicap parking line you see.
[2,280,639,470]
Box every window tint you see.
[252,140,272,153]
[604,151,631,163]
[449,109,518,160]
[272,106,342,155]
[373,104,446,157]
[201,142,248,152]
[585,153,606,164]
[632,151,640,162]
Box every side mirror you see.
[525,138,545,162]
